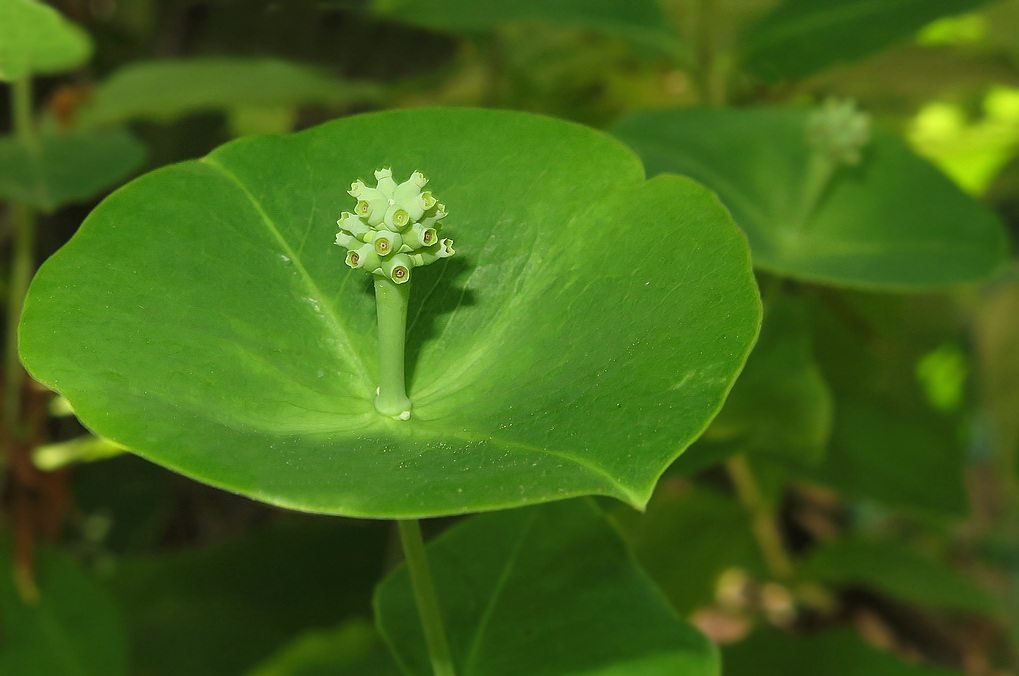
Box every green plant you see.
[4,0,1019,674]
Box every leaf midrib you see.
[462,511,537,676]
[200,155,371,392]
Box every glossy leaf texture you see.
[741,0,995,83]
[80,58,381,127]
[612,107,1009,290]
[371,0,676,49]
[800,538,999,615]
[20,108,760,518]
[375,499,719,676]
[724,628,961,676]
[0,0,92,81]
[0,541,128,676]
[0,129,147,210]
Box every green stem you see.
[794,151,836,234]
[397,519,456,676]
[4,204,35,434]
[374,276,412,418]
[725,454,795,581]
[4,77,37,442]
[12,77,35,147]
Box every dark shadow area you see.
[360,254,477,391]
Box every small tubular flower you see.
[382,254,412,284]
[369,229,404,256]
[334,169,455,280]
[807,98,871,166]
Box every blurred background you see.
[5,0,1019,675]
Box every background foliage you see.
[3,0,1019,674]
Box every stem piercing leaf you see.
[612,107,1009,290]
[20,108,759,518]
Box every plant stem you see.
[373,276,413,418]
[4,204,35,433]
[4,77,37,440]
[725,454,795,581]
[397,519,456,676]
[794,151,836,233]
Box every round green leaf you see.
[20,108,760,518]
[612,107,1009,290]
[376,499,720,676]
[80,58,381,127]
[0,129,147,211]
[0,0,92,81]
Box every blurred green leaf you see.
[808,398,969,517]
[615,485,764,614]
[248,618,401,676]
[109,519,388,676]
[725,628,961,676]
[805,291,970,517]
[0,0,92,81]
[612,107,1009,290]
[741,0,994,83]
[376,499,720,676]
[372,0,677,49]
[81,58,381,126]
[0,129,146,210]
[801,538,999,614]
[700,294,833,466]
[0,541,128,676]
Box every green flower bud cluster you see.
[807,98,871,166]
[334,168,454,284]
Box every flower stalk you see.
[335,169,455,419]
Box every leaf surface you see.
[20,108,760,517]
[612,107,1009,290]
[376,499,719,676]
[741,0,995,82]
[0,0,92,80]
[81,58,380,126]
[0,542,128,676]
[801,538,998,615]
[372,0,675,48]
[0,129,146,210]
[724,628,961,676]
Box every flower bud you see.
[334,231,358,249]
[337,212,371,238]
[382,254,412,284]
[807,98,871,165]
[375,168,397,196]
